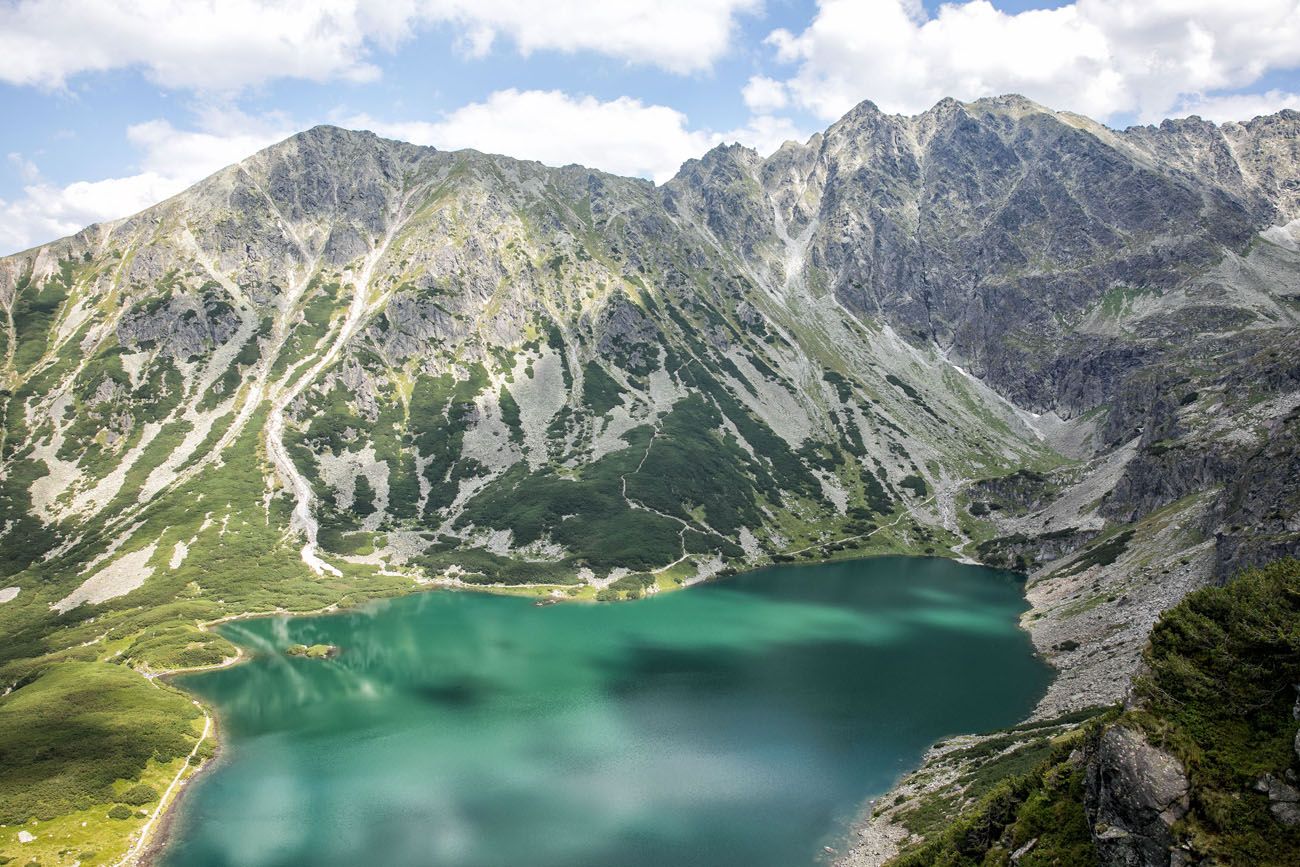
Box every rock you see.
[1256,773,1300,827]
[1086,725,1190,866]
[18,829,34,842]
[1010,836,1038,864]
[1292,687,1300,765]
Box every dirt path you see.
[110,697,212,867]
[782,496,935,558]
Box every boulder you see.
[1086,725,1190,866]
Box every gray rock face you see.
[1254,773,1300,827]
[667,95,1298,413]
[1086,726,1190,867]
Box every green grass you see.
[285,643,337,659]
[1127,558,1300,863]
[889,719,1109,867]
[10,269,71,372]
[0,662,202,825]
[581,360,625,416]
[899,474,928,497]
[1061,528,1134,575]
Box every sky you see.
[2,0,1300,255]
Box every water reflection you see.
[166,557,1049,867]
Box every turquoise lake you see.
[162,557,1051,867]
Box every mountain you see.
[0,95,1298,863]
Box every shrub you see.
[0,662,201,824]
[900,474,928,497]
[118,783,158,805]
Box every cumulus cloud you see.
[0,171,174,254]
[742,76,789,113]
[0,0,759,90]
[430,0,761,73]
[0,111,291,254]
[765,0,1300,123]
[348,89,805,184]
[1172,89,1300,124]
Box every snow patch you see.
[0,586,19,604]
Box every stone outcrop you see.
[1085,725,1191,867]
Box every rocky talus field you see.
[1,95,1298,866]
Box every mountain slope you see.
[0,96,1298,866]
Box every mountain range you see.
[1,93,1298,865]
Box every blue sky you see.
[3,0,1300,254]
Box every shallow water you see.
[163,557,1051,867]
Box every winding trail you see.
[613,360,706,576]
[782,495,935,558]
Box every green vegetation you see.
[285,643,338,659]
[117,783,158,806]
[581,361,625,416]
[1127,557,1300,863]
[455,449,685,573]
[900,474,929,497]
[886,559,1300,866]
[1093,283,1160,318]
[1062,528,1134,575]
[0,662,201,824]
[11,267,71,372]
[891,724,1103,867]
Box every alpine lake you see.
[162,556,1051,867]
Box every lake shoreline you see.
[143,553,1049,867]
[134,719,225,867]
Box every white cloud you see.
[1,91,807,255]
[348,89,806,184]
[765,0,1300,123]
[0,0,385,91]
[0,171,175,255]
[0,111,290,255]
[7,153,41,183]
[0,0,760,91]
[742,75,789,113]
[430,0,762,73]
[1172,89,1300,123]
[126,108,293,178]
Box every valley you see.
[0,95,1298,866]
